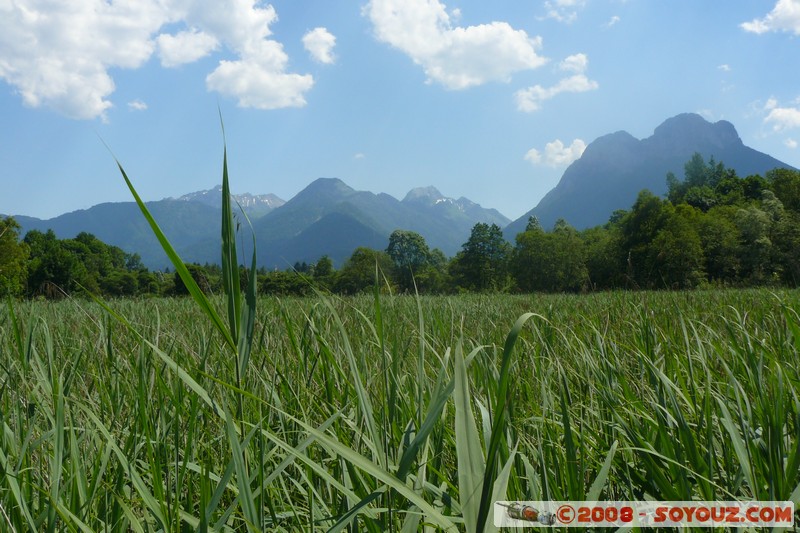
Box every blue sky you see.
[1,0,799,221]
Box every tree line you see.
[2,154,799,299]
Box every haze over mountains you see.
[13,180,508,269]
[7,113,795,270]
[175,186,285,219]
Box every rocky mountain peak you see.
[176,185,285,209]
[505,112,794,236]
[403,186,446,204]
[647,113,742,153]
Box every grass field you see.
[1,288,799,531]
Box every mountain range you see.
[12,181,509,269]
[505,113,795,237]
[7,113,795,269]
[173,186,285,216]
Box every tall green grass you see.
[0,135,798,531]
[2,290,800,530]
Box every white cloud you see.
[354,152,366,160]
[765,97,779,110]
[515,53,598,112]
[760,97,800,132]
[765,106,800,131]
[206,58,313,110]
[303,27,336,64]
[157,28,219,67]
[718,64,731,72]
[0,1,315,119]
[523,148,542,164]
[741,0,800,35]
[559,53,588,73]
[188,2,314,110]
[364,0,546,90]
[0,1,166,119]
[525,138,586,167]
[785,138,798,149]
[606,15,620,28]
[542,0,586,23]
[128,100,148,111]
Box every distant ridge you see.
[505,113,796,237]
[249,178,510,268]
[12,179,509,269]
[13,200,222,269]
[175,185,285,218]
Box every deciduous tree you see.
[512,219,587,292]
[386,230,431,292]
[335,247,394,294]
[0,217,29,297]
[450,223,510,291]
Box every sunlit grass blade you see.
[476,312,540,531]
[84,291,222,416]
[52,503,96,533]
[791,479,800,506]
[78,404,171,529]
[396,367,454,482]
[47,374,65,532]
[263,406,459,531]
[5,297,24,365]
[717,396,757,497]
[559,367,581,501]
[111,156,236,351]
[587,440,618,501]
[236,216,258,384]
[316,291,382,468]
[0,446,37,531]
[220,140,242,347]
[454,341,484,533]
[485,445,517,533]
[327,489,385,533]
[223,405,260,532]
